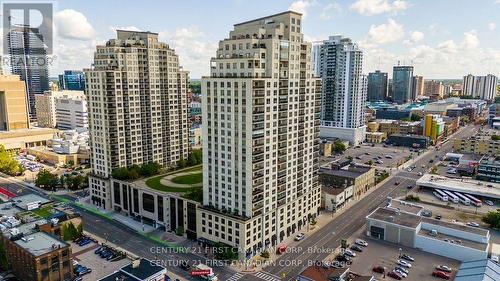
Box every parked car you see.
[401,254,414,262]
[417,172,423,176]
[397,259,412,268]
[179,261,191,271]
[387,271,402,280]
[395,266,409,274]
[295,233,305,241]
[335,254,352,262]
[355,239,368,247]
[350,245,363,252]
[435,215,442,220]
[343,249,356,257]
[94,246,106,254]
[432,271,450,279]
[394,268,407,278]
[485,200,494,206]
[372,266,385,273]
[466,222,479,227]
[436,265,452,273]
[395,181,400,186]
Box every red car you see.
[387,271,402,280]
[372,266,385,273]
[432,271,450,280]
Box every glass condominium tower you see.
[392,65,414,104]
[200,11,321,256]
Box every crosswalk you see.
[253,271,282,281]
[226,272,244,281]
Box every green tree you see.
[191,149,202,164]
[140,162,161,177]
[35,169,59,190]
[175,226,184,236]
[0,145,23,176]
[482,210,500,229]
[177,157,187,169]
[492,135,500,141]
[69,175,86,190]
[333,141,346,153]
[187,153,198,166]
[62,222,79,241]
[112,167,130,180]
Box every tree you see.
[187,153,198,166]
[333,141,346,153]
[177,157,186,169]
[492,135,500,141]
[62,222,79,241]
[482,210,500,229]
[191,149,202,164]
[69,175,86,190]
[0,145,23,176]
[140,162,161,177]
[35,169,59,190]
[410,114,422,121]
[175,226,184,236]
[112,167,130,180]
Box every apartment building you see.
[412,75,424,99]
[86,30,190,210]
[199,11,321,256]
[463,74,498,101]
[36,90,88,130]
[424,80,444,100]
[0,75,29,131]
[453,137,500,155]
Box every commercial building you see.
[7,25,50,118]
[455,259,500,281]
[322,185,353,212]
[423,114,445,142]
[319,164,375,199]
[476,155,500,183]
[375,108,412,120]
[416,173,500,200]
[377,119,421,136]
[200,11,321,256]
[365,131,387,143]
[86,30,190,210]
[453,135,500,155]
[412,75,424,99]
[367,70,388,102]
[58,70,85,91]
[392,65,414,104]
[35,90,87,130]
[424,80,444,100]
[387,134,430,148]
[463,74,498,101]
[366,199,490,261]
[0,75,29,131]
[443,116,460,137]
[99,258,167,281]
[0,127,59,152]
[316,36,367,145]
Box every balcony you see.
[253,195,264,203]
[253,154,264,163]
[253,188,264,196]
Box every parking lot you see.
[71,237,130,280]
[321,143,415,170]
[348,237,460,281]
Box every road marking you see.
[254,271,282,281]
[227,272,244,281]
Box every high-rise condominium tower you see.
[86,30,189,210]
[412,75,424,99]
[392,65,413,104]
[463,74,498,101]
[315,36,366,145]
[199,11,321,256]
[7,25,49,119]
[367,70,388,102]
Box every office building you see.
[7,25,50,118]
[58,70,86,91]
[392,65,414,104]
[424,80,444,100]
[86,30,190,210]
[367,70,388,102]
[412,75,424,99]
[0,75,29,131]
[199,11,321,256]
[463,74,498,101]
[424,114,445,142]
[316,36,367,145]
[35,90,87,130]
[477,155,500,183]
[387,134,430,148]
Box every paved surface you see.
[240,124,479,281]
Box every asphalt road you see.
[241,124,479,281]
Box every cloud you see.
[320,1,341,20]
[403,30,424,45]
[366,18,404,44]
[159,26,217,78]
[436,40,458,54]
[109,26,142,33]
[289,0,316,18]
[350,0,408,16]
[54,9,95,41]
[462,30,479,49]
[488,22,496,31]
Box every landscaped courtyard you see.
[144,165,203,202]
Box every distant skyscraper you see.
[86,30,190,210]
[367,70,388,102]
[392,65,414,104]
[200,11,321,255]
[7,25,49,119]
[412,75,424,99]
[462,74,498,101]
[58,70,86,91]
[424,80,444,100]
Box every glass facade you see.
[367,70,388,102]
[392,66,414,104]
[58,70,86,91]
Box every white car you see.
[343,249,356,257]
[485,200,494,206]
[436,265,452,272]
[466,222,479,227]
[394,269,407,278]
[295,233,305,241]
[417,172,423,176]
[355,239,368,247]
[397,259,412,268]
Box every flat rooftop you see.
[4,219,48,239]
[418,229,488,251]
[367,207,422,228]
[0,127,59,139]
[14,231,68,257]
[120,259,165,280]
[388,200,423,215]
[319,165,372,179]
[99,271,138,281]
[0,202,22,217]
[422,217,489,236]
[455,259,500,281]
[299,265,349,281]
[417,173,500,199]
[322,186,347,196]
[11,194,51,210]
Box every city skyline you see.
[1,0,499,79]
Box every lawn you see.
[171,173,202,185]
[31,206,53,218]
[145,165,202,193]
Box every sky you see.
[3,0,500,79]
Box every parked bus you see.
[433,189,449,202]
[464,194,482,207]
[441,190,459,203]
[453,192,471,206]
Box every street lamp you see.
[398,248,402,258]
